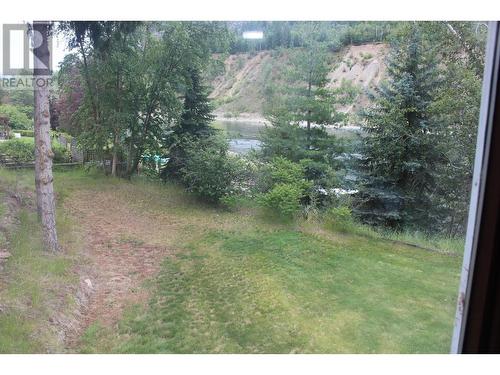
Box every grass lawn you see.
[0,168,463,353]
[97,229,460,353]
[0,168,83,353]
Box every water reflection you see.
[229,138,262,154]
[214,120,264,154]
[213,119,360,155]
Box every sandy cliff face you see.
[208,43,389,123]
[326,43,388,119]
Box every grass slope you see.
[0,169,83,353]
[0,168,462,353]
[104,229,460,353]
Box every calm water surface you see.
[213,119,360,154]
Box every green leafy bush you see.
[52,143,71,163]
[260,117,344,205]
[324,206,356,233]
[11,129,34,137]
[15,105,34,120]
[0,104,33,130]
[179,134,244,204]
[258,156,311,192]
[0,138,71,163]
[0,138,35,162]
[257,157,312,219]
[259,183,303,219]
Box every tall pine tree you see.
[162,67,215,179]
[424,22,486,236]
[260,23,355,202]
[355,24,443,230]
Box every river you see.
[213,119,264,154]
[213,119,361,155]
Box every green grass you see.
[97,228,460,353]
[321,206,464,255]
[0,168,84,353]
[381,229,465,255]
[0,168,464,353]
[0,208,80,353]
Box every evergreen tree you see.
[355,25,443,230]
[283,23,345,146]
[424,22,486,236]
[260,107,345,207]
[259,23,354,205]
[162,67,215,179]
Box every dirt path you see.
[62,189,176,349]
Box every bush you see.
[179,134,244,204]
[258,156,311,192]
[257,157,312,219]
[11,129,34,137]
[259,183,303,219]
[16,105,34,120]
[0,138,35,162]
[324,206,356,233]
[0,104,33,130]
[52,143,71,163]
[0,138,71,163]
[299,158,338,195]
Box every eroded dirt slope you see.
[209,43,388,123]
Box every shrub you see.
[299,158,338,188]
[324,206,356,233]
[11,129,34,137]
[219,194,239,210]
[52,143,71,163]
[258,156,311,193]
[0,138,71,163]
[179,134,244,204]
[0,104,33,130]
[257,157,312,219]
[16,105,34,120]
[0,138,35,162]
[259,183,303,219]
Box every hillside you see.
[208,43,389,124]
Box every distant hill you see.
[208,43,388,125]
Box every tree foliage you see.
[354,22,486,234]
[355,24,443,229]
[425,22,486,235]
[179,134,244,203]
[259,24,350,208]
[58,21,227,177]
[0,104,33,130]
[258,157,312,219]
[162,67,215,179]
[226,21,398,54]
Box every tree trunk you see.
[111,151,118,177]
[33,21,59,252]
[306,117,311,148]
[111,132,119,177]
[112,67,122,178]
[126,149,141,179]
[77,34,100,126]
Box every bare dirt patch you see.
[62,189,175,349]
